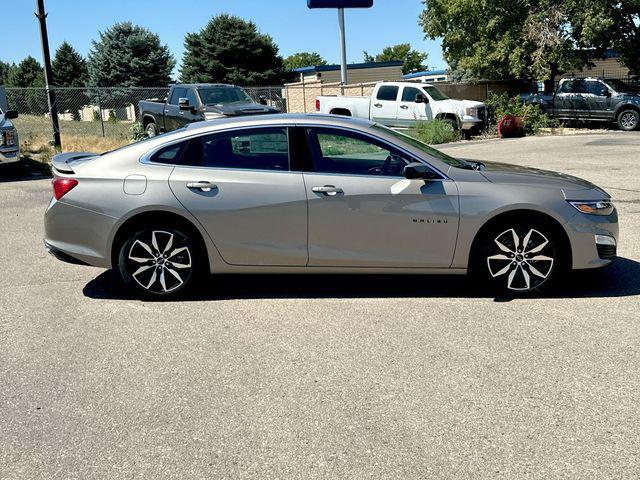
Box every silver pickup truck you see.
[0,87,20,166]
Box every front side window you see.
[181,127,289,171]
[559,80,575,94]
[307,128,411,177]
[169,87,188,105]
[376,86,399,102]
[401,87,422,102]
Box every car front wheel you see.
[476,221,563,294]
[118,228,197,298]
[617,109,639,131]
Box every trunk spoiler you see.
[51,152,97,174]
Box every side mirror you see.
[259,95,268,105]
[415,93,428,104]
[178,98,191,110]
[5,110,18,120]
[601,89,611,97]
[403,162,438,180]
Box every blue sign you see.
[308,0,373,8]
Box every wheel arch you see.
[467,208,572,272]
[142,114,156,128]
[110,210,210,272]
[614,103,640,119]
[435,113,461,127]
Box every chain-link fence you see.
[4,86,287,149]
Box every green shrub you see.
[129,122,147,142]
[484,92,557,136]
[408,119,461,145]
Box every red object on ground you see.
[498,115,525,138]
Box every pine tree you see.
[52,41,88,87]
[180,14,285,86]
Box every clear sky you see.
[0,0,445,76]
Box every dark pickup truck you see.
[519,78,640,131]
[139,83,280,136]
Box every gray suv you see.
[519,78,640,131]
[44,114,618,298]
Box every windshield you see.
[605,79,640,93]
[423,86,449,101]
[371,124,470,169]
[198,86,253,105]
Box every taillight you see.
[52,178,78,200]
[316,99,320,111]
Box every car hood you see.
[438,99,485,109]
[474,160,605,194]
[204,102,279,117]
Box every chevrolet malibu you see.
[44,114,618,297]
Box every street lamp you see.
[307,0,374,85]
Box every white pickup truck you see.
[316,81,486,133]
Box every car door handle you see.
[312,185,343,196]
[399,105,409,110]
[373,103,383,108]
[187,181,217,192]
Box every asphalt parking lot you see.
[1,132,639,479]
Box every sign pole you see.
[338,8,348,85]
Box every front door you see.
[397,86,433,127]
[302,127,460,268]
[168,126,308,266]
[371,85,400,126]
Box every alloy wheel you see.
[486,228,555,291]
[126,230,192,294]
[620,112,638,130]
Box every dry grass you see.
[21,134,129,163]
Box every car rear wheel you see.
[617,109,639,131]
[118,227,197,298]
[475,221,563,294]
[145,122,158,138]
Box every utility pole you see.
[337,8,348,85]
[35,0,61,150]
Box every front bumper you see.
[0,147,20,164]
[565,207,619,270]
[460,118,485,132]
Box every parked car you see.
[0,106,20,167]
[139,84,280,137]
[44,114,617,298]
[316,81,487,133]
[518,78,640,131]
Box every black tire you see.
[118,227,199,298]
[442,117,459,131]
[473,219,566,295]
[617,109,639,131]
[145,122,158,138]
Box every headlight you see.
[568,200,614,216]
[465,107,478,116]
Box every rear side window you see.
[181,127,290,171]
[376,86,399,101]
[169,87,188,105]
[559,81,575,94]
[149,141,187,165]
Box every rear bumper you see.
[44,198,117,269]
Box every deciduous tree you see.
[284,52,327,71]
[364,43,428,74]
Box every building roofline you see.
[402,69,448,79]
[293,60,404,74]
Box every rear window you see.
[376,86,399,101]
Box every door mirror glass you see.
[601,88,611,97]
[415,93,427,104]
[259,95,268,105]
[5,110,18,120]
[178,98,191,110]
[403,162,437,180]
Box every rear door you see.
[397,85,432,126]
[168,126,308,266]
[302,126,460,268]
[371,85,400,125]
